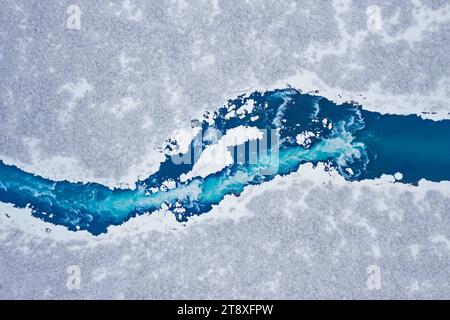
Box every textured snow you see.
[0,0,450,299]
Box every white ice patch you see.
[162,179,176,190]
[322,118,333,130]
[237,99,255,116]
[166,126,202,155]
[180,126,263,182]
[296,131,315,148]
[225,99,256,119]
[394,172,404,181]
[148,187,159,194]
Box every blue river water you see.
[1,88,449,235]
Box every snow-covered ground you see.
[0,0,449,299]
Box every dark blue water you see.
[1,88,449,235]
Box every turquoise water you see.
[0,88,449,235]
